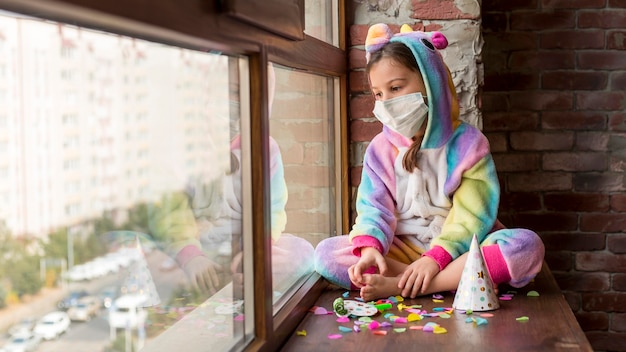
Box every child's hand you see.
[183,256,222,294]
[348,247,387,288]
[398,256,439,298]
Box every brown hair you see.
[367,42,424,172]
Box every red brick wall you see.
[482,1,626,350]
[348,0,626,350]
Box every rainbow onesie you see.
[314,24,544,290]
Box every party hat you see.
[452,234,499,311]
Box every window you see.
[0,0,345,351]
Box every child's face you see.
[369,57,426,102]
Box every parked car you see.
[7,318,36,338]
[33,311,70,340]
[67,296,101,322]
[109,294,148,329]
[57,290,89,310]
[2,333,41,352]
[98,286,119,309]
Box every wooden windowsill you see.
[280,263,592,351]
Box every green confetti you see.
[394,328,407,333]
[527,290,540,297]
[516,316,529,322]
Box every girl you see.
[314,24,544,301]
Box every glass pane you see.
[269,64,335,308]
[304,0,339,46]
[0,12,248,352]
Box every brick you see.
[542,71,608,90]
[541,232,606,251]
[574,173,625,192]
[575,311,609,331]
[563,291,581,311]
[580,213,626,232]
[578,51,626,70]
[510,131,574,151]
[493,153,539,172]
[350,95,374,120]
[609,111,626,131]
[410,0,480,20]
[608,30,626,49]
[542,152,607,171]
[510,10,576,30]
[350,166,362,187]
[545,251,573,271]
[480,93,509,111]
[577,91,626,111]
[544,193,609,212]
[350,24,369,46]
[349,70,369,92]
[509,212,579,231]
[575,252,626,272]
[555,272,610,291]
[482,0,537,11]
[484,72,539,91]
[611,194,626,211]
[350,119,381,142]
[509,91,574,111]
[615,273,626,291]
[612,72,626,90]
[575,132,609,152]
[498,191,542,212]
[613,313,626,332]
[541,0,607,9]
[542,111,607,130]
[348,48,366,70]
[482,111,539,132]
[583,292,626,311]
[483,32,538,52]
[507,172,573,192]
[608,234,626,254]
[579,10,626,29]
[485,132,508,152]
[540,30,605,49]
[586,331,626,352]
[482,12,507,32]
[509,50,575,70]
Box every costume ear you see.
[431,32,448,50]
[365,23,393,62]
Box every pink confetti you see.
[368,321,380,330]
[410,325,423,330]
[394,317,408,324]
[336,316,350,323]
[480,313,494,318]
[328,334,342,339]
[312,306,331,315]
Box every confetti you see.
[338,326,352,333]
[368,321,380,330]
[336,316,350,323]
[479,313,494,318]
[432,299,444,303]
[407,313,421,322]
[516,316,529,322]
[328,334,342,339]
[394,328,407,333]
[527,290,540,297]
[433,326,448,334]
[432,294,444,300]
[410,325,423,330]
[296,330,307,336]
[311,306,331,315]
[353,325,361,333]
[342,291,350,298]
[373,330,388,336]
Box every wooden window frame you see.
[0,0,349,350]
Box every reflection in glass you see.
[304,0,339,46]
[0,12,246,351]
[269,64,335,308]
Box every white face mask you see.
[373,92,428,139]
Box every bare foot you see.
[359,274,402,302]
